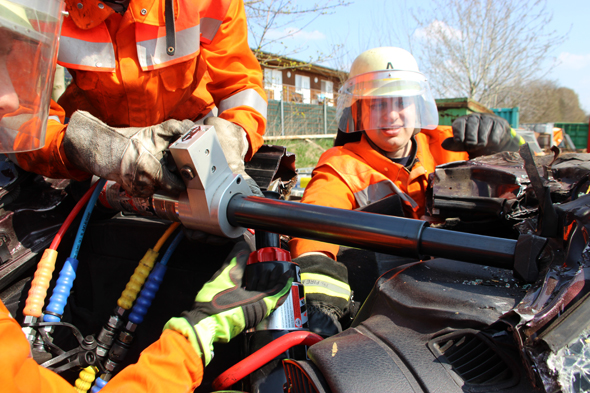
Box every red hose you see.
[49,181,100,250]
[212,331,323,391]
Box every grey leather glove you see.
[204,116,263,196]
[442,113,523,158]
[64,111,194,197]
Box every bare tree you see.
[553,88,589,122]
[408,0,567,108]
[245,0,350,69]
[327,0,418,76]
[500,80,588,123]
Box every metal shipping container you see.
[491,107,519,128]
[554,122,589,151]
[435,98,493,126]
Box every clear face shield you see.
[336,70,439,133]
[0,0,63,153]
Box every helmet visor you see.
[0,0,63,153]
[337,70,439,133]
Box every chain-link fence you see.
[266,100,340,137]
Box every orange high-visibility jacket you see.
[15,0,267,180]
[0,301,204,392]
[289,127,469,259]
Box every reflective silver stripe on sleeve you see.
[193,108,217,125]
[354,180,418,209]
[301,273,351,300]
[218,89,267,119]
[200,17,223,42]
[48,116,61,123]
[137,24,201,69]
[58,36,116,69]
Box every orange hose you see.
[24,182,101,317]
[23,249,58,317]
[153,222,180,252]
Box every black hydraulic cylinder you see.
[255,191,282,249]
[227,195,517,269]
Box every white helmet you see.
[337,47,438,134]
[0,0,64,153]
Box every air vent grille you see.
[282,359,330,393]
[431,332,517,388]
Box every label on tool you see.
[99,181,152,215]
[262,282,308,330]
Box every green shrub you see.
[266,138,335,169]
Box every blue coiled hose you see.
[128,231,184,324]
[93,230,184,391]
[44,178,107,323]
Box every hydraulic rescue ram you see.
[98,125,545,281]
[226,194,516,268]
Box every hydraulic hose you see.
[127,263,168,325]
[23,181,100,318]
[158,229,184,265]
[128,230,183,325]
[70,178,109,260]
[153,222,181,252]
[117,222,180,310]
[212,331,323,390]
[22,249,59,319]
[93,231,184,392]
[74,366,98,393]
[92,225,182,393]
[91,377,107,393]
[51,182,101,251]
[44,179,107,323]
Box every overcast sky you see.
[251,0,590,113]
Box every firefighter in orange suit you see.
[290,47,524,338]
[14,0,267,198]
[0,1,289,391]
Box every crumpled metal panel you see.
[244,144,297,198]
[429,152,590,225]
[0,171,72,291]
[429,150,590,392]
[501,194,590,392]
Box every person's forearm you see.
[201,0,267,160]
[14,102,90,180]
[103,330,204,393]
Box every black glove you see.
[294,253,352,337]
[442,113,523,158]
[165,242,292,365]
